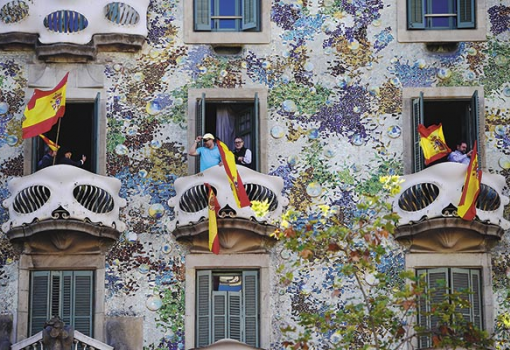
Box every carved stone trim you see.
[394,217,504,253]
[173,218,277,254]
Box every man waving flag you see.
[22,72,69,139]
[458,141,482,221]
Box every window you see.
[32,95,100,173]
[408,0,475,30]
[184,0,270,44]
[397,0,486,42]
[402,87,484,174]
[184,254,270,349]
[194,0,260,32]
[188,88,268,174]
[416,268,483,349]
[29,271,94,337]
[196,270,259,347]
[405,253,495,350]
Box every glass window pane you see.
[213,273,243,292]
[218,0,237,16]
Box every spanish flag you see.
[458,141,482,221]
[418,124,451,165]
[205,183,220,254]
[217,140,251,208]
[39,134,60,152]
[22,72,69,139]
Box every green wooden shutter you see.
[228,291,242,341]
[195,0,211,30]
[243,271,259,347]
[417,268,448,349]
[451,268,471,323]
[212,291,227,343]
[92,92,100,173]
[470,269,482,329]
[196,270,212,347]
[253,92,259,171]
[408,0,425,29]
[470,89,480,164]
[30,271,51,336]
[457,0,475,28]
[73,271,94,336]
[412,92,424,172]
[242,0,258,30]
[61,271,73,328]
[195,93,206,172]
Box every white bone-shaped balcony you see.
[391,162,509,252]
[2,165,126,234]
[168,165,288,253]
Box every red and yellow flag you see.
[418,124,451,165]
[217,140,251,208]
[39,134,60,152]
[205,183,220,255]
[458,141,482,221]
[22,72,69,139]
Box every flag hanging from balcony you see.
[217,140,251,208]
[22,72,69,139]
[458,141,482,221]
[39,134,60,152]
[418,123,451,165]
[205,183,220,255]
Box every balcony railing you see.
[11,330,113,350]
[168,165,288,231]
[391,163,510,251]
[2,165,126,234]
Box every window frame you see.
[185,254,270,349]
[405,253,495,349]
[17,254,106,341]
[23,67,107,176]
[402,87,485,174]
[187,88,268,174]
[184,0,270,44]
[397,0,486,42]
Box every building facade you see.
[0,0,509,349]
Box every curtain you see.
[216,105,236,150]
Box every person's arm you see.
[448,151,469,163]
[243,149,252,164]
[189,136,202,156]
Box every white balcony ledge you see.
[392,163,509,252]
[168,165,288,253]
[2,165,126,253]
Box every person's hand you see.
[195,136,203,142]
[238,157,243,162]
[81,155,87,163]
[219,161,223,167]
[467,150,473,157]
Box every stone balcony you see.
[2,165,126,254]
[391,162,510,252]
[0,0,149,60]
[168,165,288,254]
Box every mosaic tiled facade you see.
[1,0,510,349]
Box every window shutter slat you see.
[61,271,73,327]
[471,90,480,164]
[30,271,51,336]
[253,92,259,171]
[51,272,61,319]
[194,0,211,30]
[228,291,242,341]
[73,271,94,336]
[471,270,482,329]
[243,271,259,347]
[457,0,475,28]
[451,268,471,322]
[212,291,227,343]
[242,0,258,30]
[408,0,425,29]
[196,270,212,347]
[92,92,100,173]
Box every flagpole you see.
[53,118,62,165]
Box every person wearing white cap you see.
[189,133,222,172]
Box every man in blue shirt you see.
[189,133,222,172]
[447,141,473,165]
